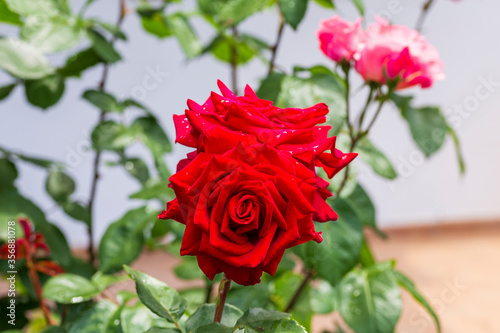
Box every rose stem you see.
[284,269,313,313]
[267,7,285,76]
[213,274,231,323]
[415,0,436,32]
[87,0,127,268]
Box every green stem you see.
[213,275,231,323]
[360,95,389,137]
[357,86,375,130]
[342,63,353,139]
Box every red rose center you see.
[228,192,260,234]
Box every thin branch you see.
[357,86,375,130]
[415,0,436,32]
[230,26,239,94]
[284,269,314,313]
[342,64,354,140]
[361,96,388,136]
[267,8,285,76]
[87,0,127,267]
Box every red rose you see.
[160,143,339,285]
[174,80,356,178]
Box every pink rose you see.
[355,17,444,90]
[317,16,365,63]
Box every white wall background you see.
[1,0,499,247]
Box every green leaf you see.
[145,328,181,333]
[124,265,187,323]
[25,74,65,109]
[0,83,16,101]
[122,98,152,113]
[197,0,269,27]
[43,273,100,303]
[186,304,243,333]
[226,281,272,312]
[206,34,257,65]
[45,170,75,202]
[91,271,127,291]
[140,11,172,38]
[120,303,154,333]
[62,200,90,226]
[167,13,202,58]
[447,125,465,174]
[68,301,117,333]
[236,308,306,332]
[357,137,397,179]
[393,270,441,333]
[344,184,385,237]
[104,306,123,333]
[295,198,363,286]
[193,323,233,333]
[4,0,64,17]
[179,287,205,315]
[403,106,447,157]
[131,116,172,154]
[0,0,21,25]
[82,89,122,112]
[312,0,335,9]
[350,0,364,15]
[16,153,55,168]
[0,38,54,79]
[277,72,345,135]
[272,271,313,330]
[59,48,103,77]
[310,280,336,314]
[117,290,137,305]
[98,206,153,273]
[129,179,173,202]
[0,157,17,191]
[21,16,83,53]
[337,261,401,333]
[122,157,150,184]
[87,19,127,40]
[257,73,285,102]
[174,256,205,280]
[40,327,66,333]
[279,0,308,30]
[87,29,121,63]
[91,120,136,151]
